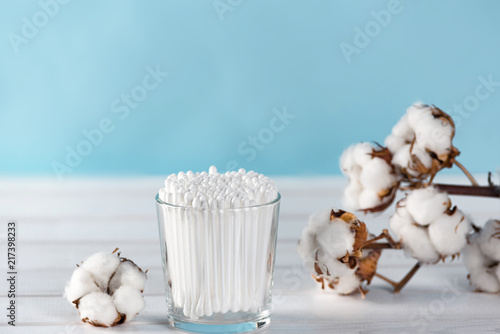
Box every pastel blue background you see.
[1,0,499,178]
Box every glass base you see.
[169,315,271,334]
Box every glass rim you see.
[155,192,281,211]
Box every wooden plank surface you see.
[0,175,499,333]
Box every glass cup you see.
[156,193,281,333]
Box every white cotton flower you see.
[391,143,434,179]
[428,211,471,256]
[359,158,396,192]
[478,220,500,262]
[385,134,407,156]
[462,225,500,293]
[406,186,451,226]
[412,109,454,158]
[64,267,100,304]
[297,209,367,281]
[385,114,413,153]
[389,187,470,263]
[388,199,412,237]
[344,181,363,210]
[390,198,438,263]
[462,234,496,272]
[317,252,358,278]
[296,227,321,272]
[108,260,147,294]
[112,286,146,321]
[340,143,399,212]
[385,103,459,181]
[352,142,373,166]
[315,216,355,258]
[328,273,361,295]
[407,103,455,157]
[340,142,371,175]
[468,268,500,293]
[81,252,121,290]
[64,250,147,327]
[397,221,440,263]
[78,291,121,327]
[358,190,384,211]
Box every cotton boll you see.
[78,291,121,327]
[330,274,361,295]
[353,142,374,166]
[387,103,458,182]
[297,210,331,271]
[81,252,121,290]
[391,113,414,140]
[462,234,496,272]
[406,103,429,126]
[385,113,414,154]
[358,190,382,212]
[359,158,396,191]
[413,110,454,156]
[112,286,146,321]
[410,144,434,169]
[385,134,408,154]
[469,268,500,293]
[64,267,100,304]
[478,220,500,262]
[108,260,147,294]
[343,179,363,210]
[298,209,363,280]
[340,144,364,180]
[340,145,358,174]
[348,166,362,182]
[316,221,355,259]
[428,211,471,256]
[406,187,450,226]
[317,251,356,278]
[389,201,413,239]
[390,133,435,180]
[305,209,331,232]
[66,251,147,327]
[297,228,320,271]
[340,143,398,212]
[398,223,440,263]
[415,125,453,157]
[391,145,414,174]
[300,209,355,260]
[462,242,484,272]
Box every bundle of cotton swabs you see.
[157,166,279,320]
[158,166,278,208]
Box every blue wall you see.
[1,0,499,178]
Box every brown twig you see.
[433,184,500,198]
[362,243,394,250]
[362,234,385,245]
[362,229,401,249]
[373,272,399,286]
[452,159,479,186]
[374,262,422,293]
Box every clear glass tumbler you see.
[155,193,281,333]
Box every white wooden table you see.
[1,176,499,334]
